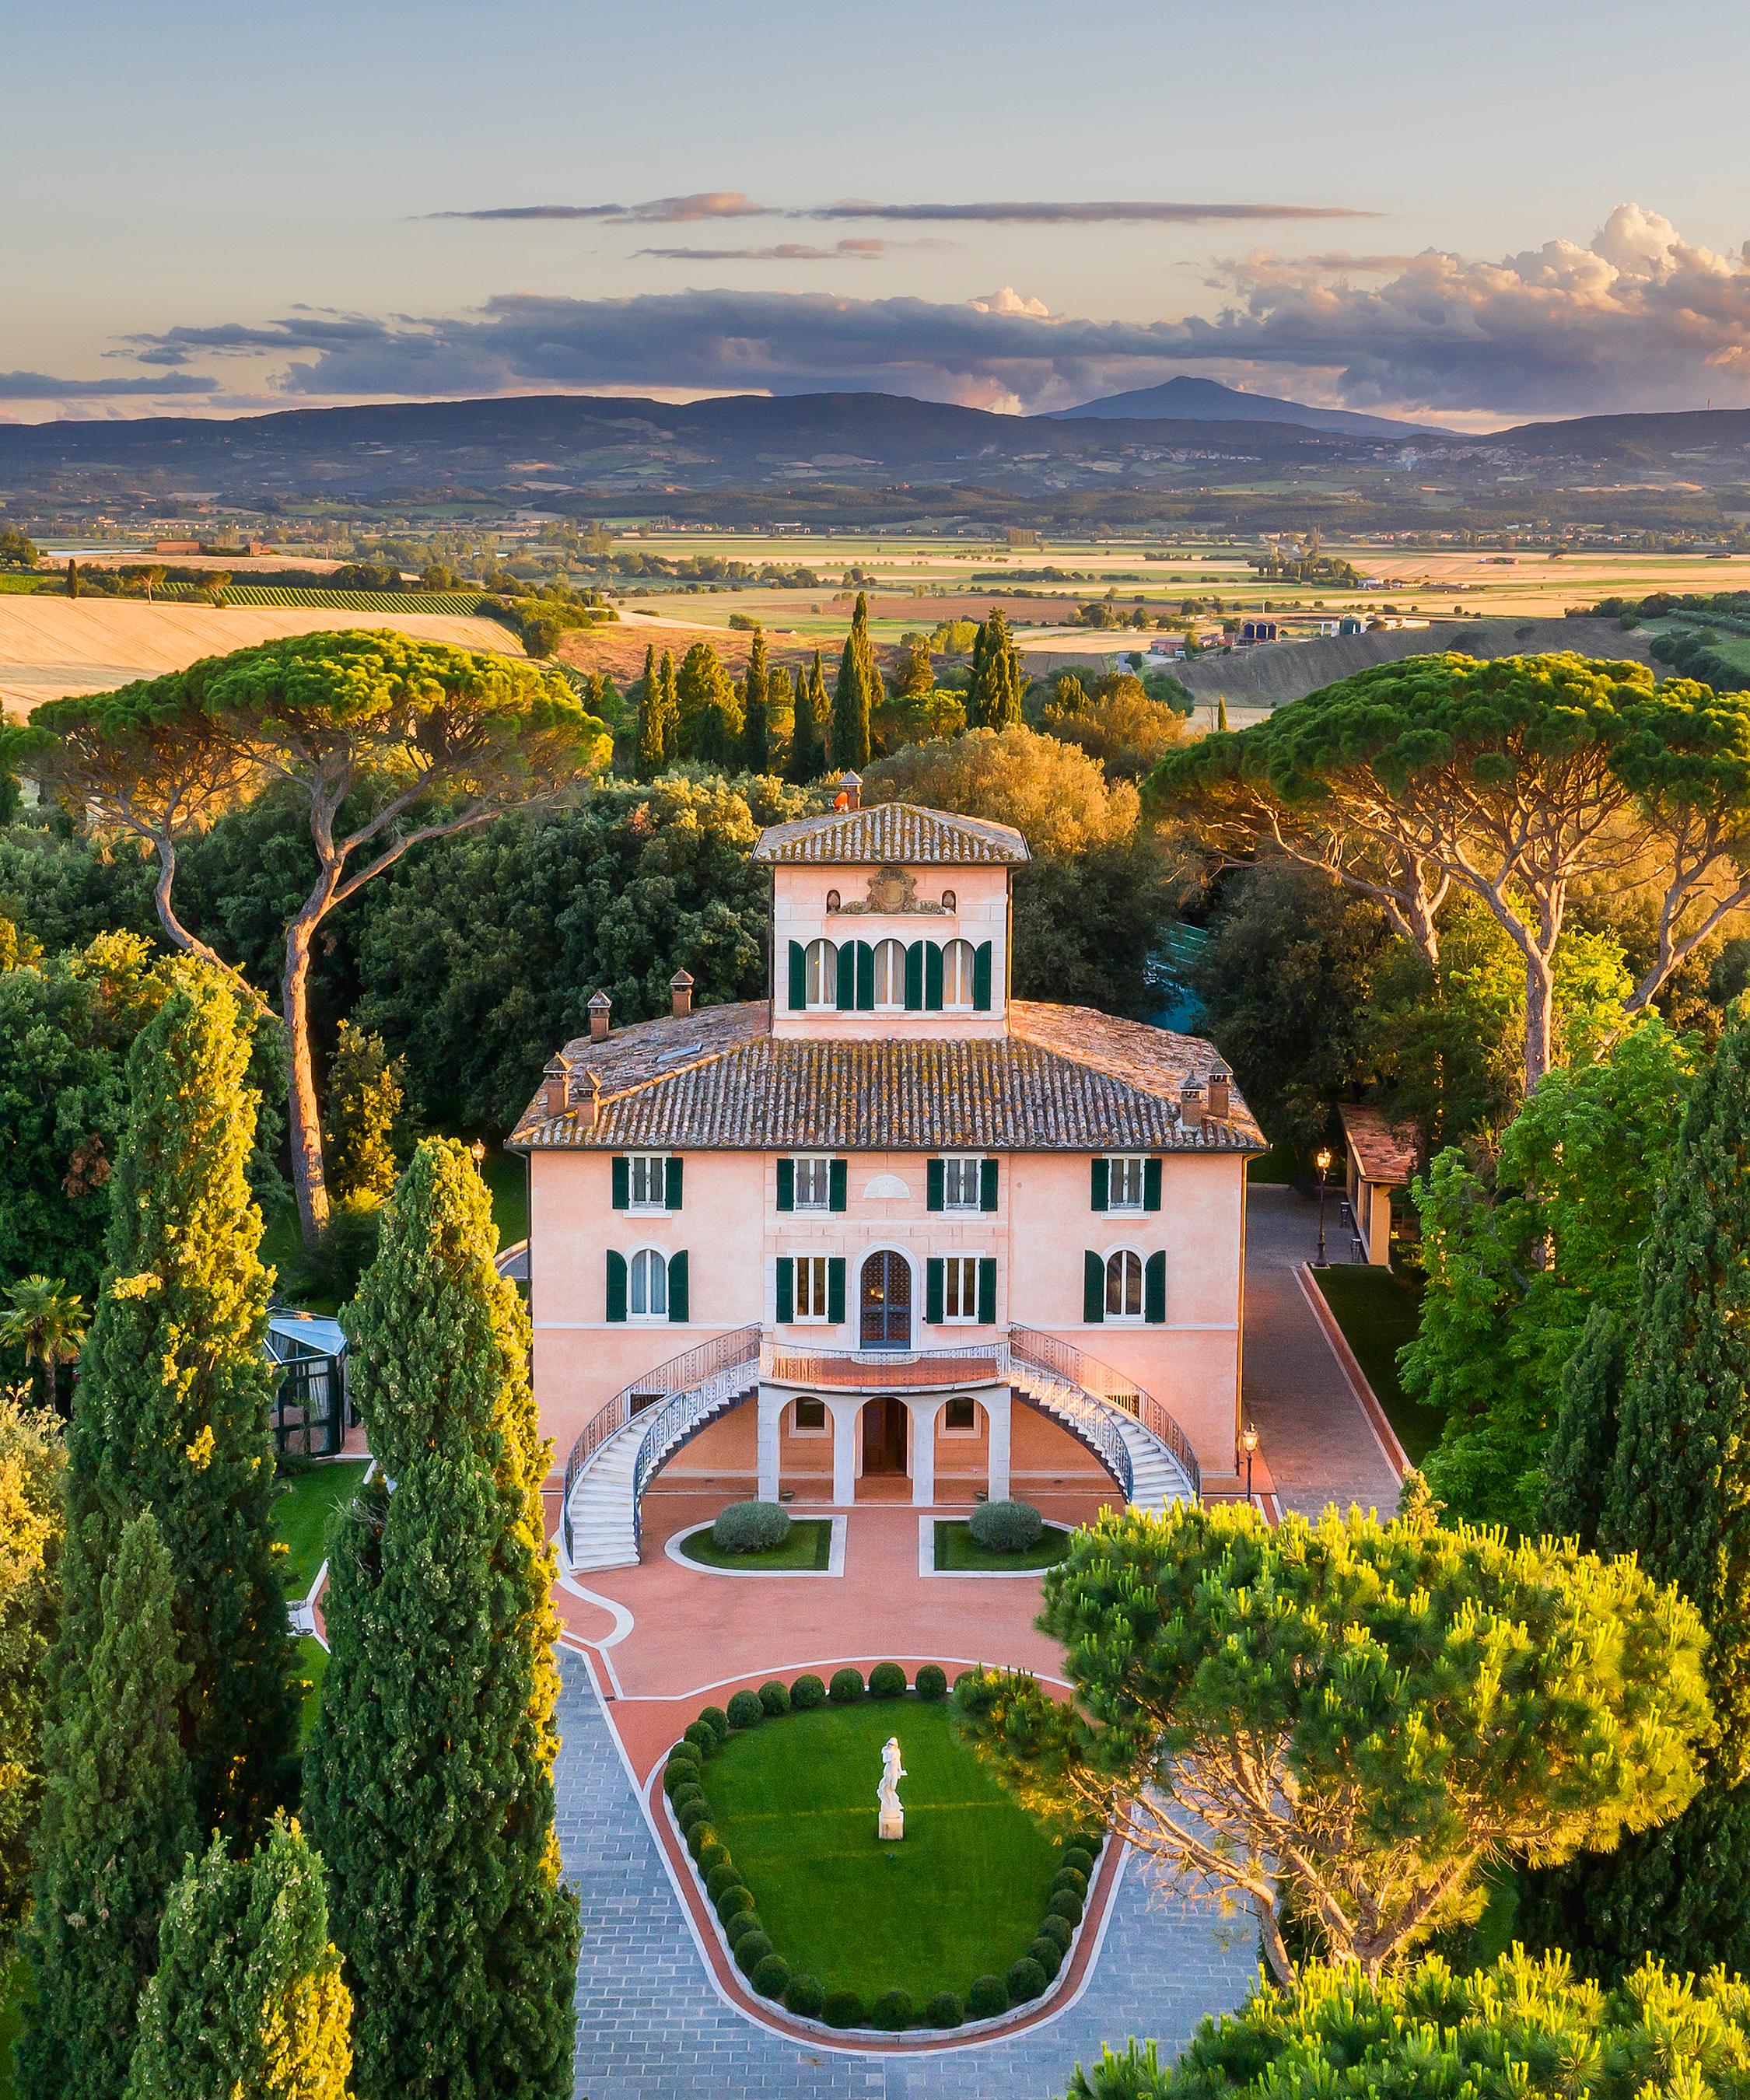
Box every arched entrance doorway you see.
[861,1397,907,1478]
[859,1250,912,1350]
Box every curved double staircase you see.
[558,1325,1199,1575]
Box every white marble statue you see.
[877,1734,906,1841]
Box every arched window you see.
[804,938,838,1010]
[629,1248,669,1319]
[942,938,977,1011]
[872,938,907,1011]
[1104,1249,1143,1319]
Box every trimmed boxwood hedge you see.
[713,1498,791,1552]
[915,1664,948,1701]
[923,1990,965,2028]
[822,1988,865,2029]
[675,1797,709,1836]
[871,1988,913,2031]
[1060,1845,1094,1879]
[868,1661,906,1699]
[684,1720,716,1752]
[828,1667,865,1704]
[1029,1935,1063,1982]
[733,1931,774,1976]
[705,1861,742,1903]
[1052,1866,1089,1900]
[758,1679,791,1716]
[1048,1888,1084,1927]
[967,1974,1010,2020]
[790,1672,826,1710]
[724,1909,765,1948]
[726,1688,765,1730]
[1006,1956,1048,2002]
[968,1498,1045,1552]
[698,1705,730,1742]
[751,1951,792,2000]
[785,1972,825,2018]
[697,1839,730,1877]
[1037,1912,1074,1954]
[685,1819,716,1860]
[663,1752,700,1794]
[716,1884,754,1923]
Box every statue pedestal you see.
[877,1809,904,1842]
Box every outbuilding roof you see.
[751,800,1030,868]
[509,999,1262,1153]
[1339,1104,1421,1184]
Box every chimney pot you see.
[586,991,611,1042]
[541,1053,574,1117]
[669,968,695,1020]
[838,770,863,812]
[1179,1076,1206,1132]
[1207,1064,1231,1119]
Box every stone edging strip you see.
[663,1514,848,1578]
[1294,1263,1409,1481]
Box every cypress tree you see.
[767,663,794,771]
[966,607,1024,729]
[19,1512,195,2100]
[125,1816,352,2100]
[324,1018,403,1208]
[57,964,295,1839]
[658,650,678,765]
[1540,1305,1628,1548]
[634,643,663,777]
[831,592,873,769]
[741,625,770,772]
[788,651,828,782]
[1528,1006,1750,1975]
[306,1140,578,2100]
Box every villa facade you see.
[510,786,1264,1569]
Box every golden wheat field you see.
[0,599,528,716]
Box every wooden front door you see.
[862,1397,907,1475]
[859,1250,912,1350]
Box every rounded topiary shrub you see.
[1048,1888,1084,1927]
[967,1974,1010,2020]
[673,1787,707,1822]
[1029,1935,1064,1982]
[821,1988,865,2030]
[828,1667,865,1704]
[1052,1865,1089,1900]
[662,1751,700,1794]
[696,1839,730,1877]
[716,1884,754,1924]
[868,1662,906,1700]
[758,1678,791,1717]
[915,1664,947,1702]
[685,1819,716,1860]
[712,1499,792,1553]
[751,1952,792,2000]
[871,1988,914,2032]
[705,1861,742,1904]
[726,1689,764,1731]
[1037,1912,1074,1954]
[922,1990,964,2028]
[785,1972,825,2020]
[1060,1845,1095,1879]
[698,1705,730,1743]
[733,1931,773,1976]
[968,1498,1045,1552]
[790,1672,826,1710]
[1075,1829,1106,1859]
[1006,1956,1048,2003]
[684,1720,716,1753]
[724,1909,765,1948]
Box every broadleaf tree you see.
[0,1392,65,1938]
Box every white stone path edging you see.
[663,1514,848,1578]
[915,1514,1075,1580]
[286,1457,376,1646]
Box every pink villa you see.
[509,784,1265,1570]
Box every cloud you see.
[1285,253,1419,274]
[96,206,1750,422]
[0,369,219,400]
[811,198,1377,225]
[633,239,889,262]
[429,192,769,224]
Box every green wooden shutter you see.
[775,1158,795,1212]
[827,1257,846,1324]
[1090,1157,1109,1213]
[829,1157,848,1213]
[926,1257,944,1325]
[788,939,807,1011]
[1083,1251,1104,1324]
[834,940,855,1012]
[775,1256,794,1324]
[904,940,924,1010]
[926,1158,944,1213]
[1145,1250,1166,1325]
[924,942,944,1011]
[605,1249,627,1322]
[665,1157,684,1212]
[667,1250,689,1324]
[979,1158,999,1213]
[972,941,993,1011]
[977,1257,996,1325]
[611,1156,629,1210]
[1143,1157,1162,1213]
[855,940,875,1011]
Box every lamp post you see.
[1314,1146,1332,1267]
[469,1139,486,1165]
[1241,1421,1258,1506]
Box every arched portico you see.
[754,1383,1011,1507]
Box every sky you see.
[8,0,1750,429]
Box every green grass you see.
[933,1521,1071,1573]
[477,1143,530,1249]
[1247,1145,1309,1185]
[1312,1265,1442,1463]
[295,1635,329,1748]
[679,1519,834,1571]
[694,1699,1061,2000]
[272,1458,369,1599]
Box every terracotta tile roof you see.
[509,999,1262,1153]
[1339,1104,1421,1183]
[751,800,1030,868]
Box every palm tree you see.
[0,1275,88,1415]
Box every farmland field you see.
[0,600,528,714]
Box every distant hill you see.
[1048,375,1435,439]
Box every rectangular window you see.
[943,1395,977,1433]
[792,1396,828,1433]
[941,1157,982,1213]
[795,1255,832,1321]
[793,1157,833,1213]
[627,1153,669,1212]
[941,1255,980,1323]
[1107,1155,1147,1213]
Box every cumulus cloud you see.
[966,287,1052,317]
[633,239,888,262]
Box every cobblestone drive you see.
[555,1651,1255,2100]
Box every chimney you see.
[586,990,611,1042]
[1178,1076,1206,1133]
[583,1069,602,1129]
[670,968,695,1020]
[1207,1064,1231,1120]
[837,769,863,812]
[540,1053,573,1117]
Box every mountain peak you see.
[1047,375,1439,438]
